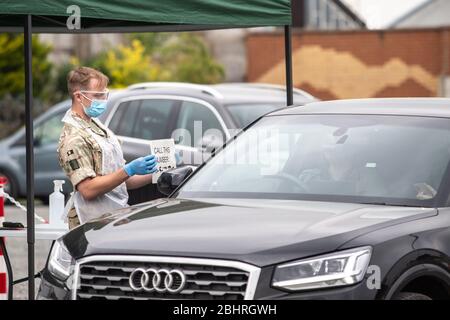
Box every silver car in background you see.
[0,83,316,203]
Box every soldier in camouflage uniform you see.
[58,67,158,229]
[58,112,109,229]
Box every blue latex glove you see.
[124,155,158,176]
[175,151,182,166]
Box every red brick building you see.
[247,28,450,100]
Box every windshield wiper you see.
[359,202,421,208]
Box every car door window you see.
[175,101,225,147]
[225,103,285,128]
[32,112,65,146]
[110,99,175,140]
[111,100,140,137]
[133,99,174,140]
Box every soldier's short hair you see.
[67,66,109,99]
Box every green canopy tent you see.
[0,0,293,300]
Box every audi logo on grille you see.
[129,268,187,293]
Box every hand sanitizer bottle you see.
[49,180,66,229]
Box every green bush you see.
[0,34,54,138]
[0,33,53,101]
[154,33,225,84]
[55,32,225,92]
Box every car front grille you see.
[72,256,260,300]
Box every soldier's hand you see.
[175,150,182,166]
[124,155,158,176]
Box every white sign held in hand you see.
[149,139,177,184]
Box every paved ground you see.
[2,203,52,300]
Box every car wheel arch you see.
[378,250,450,300]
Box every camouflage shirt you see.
[57,111,108,188]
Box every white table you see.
[0,224,69,299]
[0,225,68,240]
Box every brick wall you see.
[247,28,450,100]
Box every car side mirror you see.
[157,166,194,196]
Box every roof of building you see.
[332,0,367,28]
[388,0,450,29]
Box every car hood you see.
[63,198,436,266]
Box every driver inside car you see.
[297,131,386,197]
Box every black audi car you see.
[38,98,450,300]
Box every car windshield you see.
[177,114,450,207]
[226,103,285,127]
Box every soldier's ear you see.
[74,91,82,102]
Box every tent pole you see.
[284,25,293,106]
[24,14,35,300]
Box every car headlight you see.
[272,246,372,291]
[48,240,75,281]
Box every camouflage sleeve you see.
[58,135,97,189]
